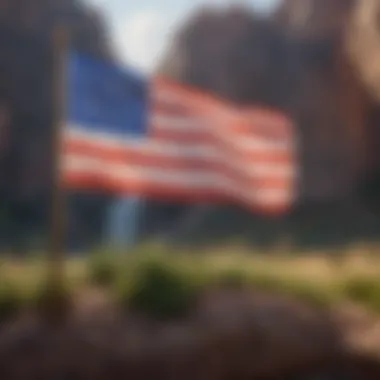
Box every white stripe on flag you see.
[64,156,293,206]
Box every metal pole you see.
[47,25,68,291]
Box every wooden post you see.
[47,25,68,292]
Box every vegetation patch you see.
[88,251,118,287]
[118,259,198,321]
[340,276,380,313]
[3,250,380,320]
[0,280,23,324]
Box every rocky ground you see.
[0,288,378,379]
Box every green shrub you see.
[227,270,335,309]
[282,280,336,309]
[341,276,380,312]
[121,260,197,321]
[88,252,118,287]
[0,281,22,323]
[342,276,377,301]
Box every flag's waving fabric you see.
[63,53,297,214]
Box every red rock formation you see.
[158,2,374,203]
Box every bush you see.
[120,260,197,321]
[0,281,22,323]
[282,280,336,309]
[216,269,335,309]
[341,276,380,312]
[88,252,118,287]
[342,276,378,302]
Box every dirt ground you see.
[0,288,379,379]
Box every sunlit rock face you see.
[277,0,380,186]
[275,0,354,41]
[346,0,380,104]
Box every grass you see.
[118,259,197,320]
[88,250,119,287]
[0,280,23,322]
[340,275,380,313]
[2,246,380,319]
[214,268,250,289]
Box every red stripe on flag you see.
[63,137,293,166]
[62,77,297,214]
[63,172,291,215]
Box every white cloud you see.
[115,10,181,74]
[113,0,281,74]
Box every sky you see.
[85,0,281,74]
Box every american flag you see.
[63,53,296,214]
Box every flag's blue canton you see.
[67,53,148,137]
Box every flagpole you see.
[47,24,68,293]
